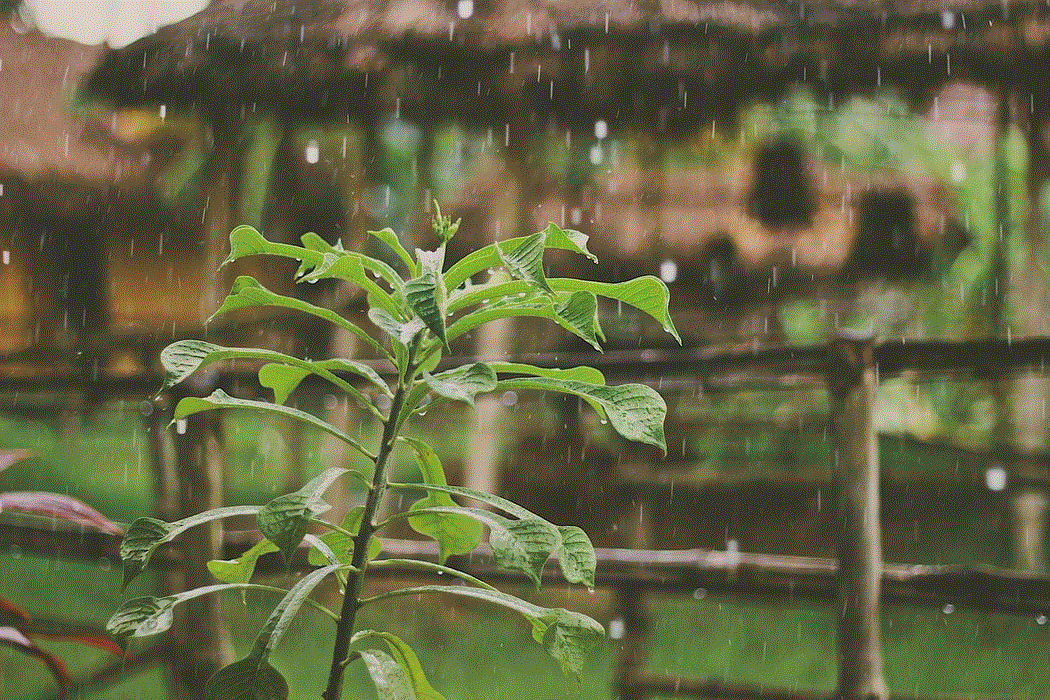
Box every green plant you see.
[105,209,679,699]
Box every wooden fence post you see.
[828,331,888,700]
[169,381,234,699]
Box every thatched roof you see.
[82,0,1050,137]
[0,21,148,192]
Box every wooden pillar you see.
[142,395,179,695]
[170,382,233,699]
[1008,71,1050,573]
[164,106,238,699]
[828,331,887,700]
[614,490,655,700]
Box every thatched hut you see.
[0,20,164,357]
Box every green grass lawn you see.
[1,399,1047,698]
[4,551,1050,699]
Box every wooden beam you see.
[828,331,887,700]
[4,524,1050,616]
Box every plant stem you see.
[321,346,417,700]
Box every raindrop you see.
[942,603,955,614]
[1,250,8,265]
[376,395,392,412]
[98,556,112,571]
[323,394,339,411]
[941,10,955,29]
[175,419,187,435]
[457,0,474,19]
[692,587,707,599]
[584,48,590,72]
[951,161,966,183]
[594,119,608,139]
[985,466,1007,491]
[571,207,582,225]
[660,260,678,283]
[589,144,603,165]
[501,391,518,407]
[1038,615,1047,625]
[608,618,626,639]
[9,545,21,559]
[159,104,166,120]
[305,140,320,164]
[139,400,154,417]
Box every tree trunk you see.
[829,332,888,700]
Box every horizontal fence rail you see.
[5,336,1050,400]
[3,523,1048,617]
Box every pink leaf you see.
[27,628,126,657]
[0,597,31,626]
[0,450,34,474]
[0,492,123,535]
[0,625,71,696]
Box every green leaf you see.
[401,438,483,562]
[375,585,548,619]
[249,564,342,660]
[120,507,261,589]
[174,389,375,461]
[389,481,598,589]
[551,277,680,343]
[487,362,605,386]
[307,507,382,567]
[223,225,322,270]
[368,585,603,674]
[446,296,590,343]
[205,657,289,700]
[299,232,404,292]
[409,506,555,587]
[315,358,389,393]
[258,359,387,407]
[352,631,444,700]
[422,363,496,407]
[535,608,605,676]
[370,307,425,346]
[358,649,416,700]
[495,379,667,454]
[106,596,176,645]
[552,292,601,351]
[405,263,448,349]
[160,340,380,410]
[208,539,280,602]
[258,364,310,405]
[554,526,596,590]
[108,583,264,646]
[257,468,347,562]
[370,227,417,275]
[207,277,387,357]
[387,482,532,521]
[541,223,598,263]
[298,253,403,318]
[497,232,552,293]
[443,224,597,291]
[490,516,558,589]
